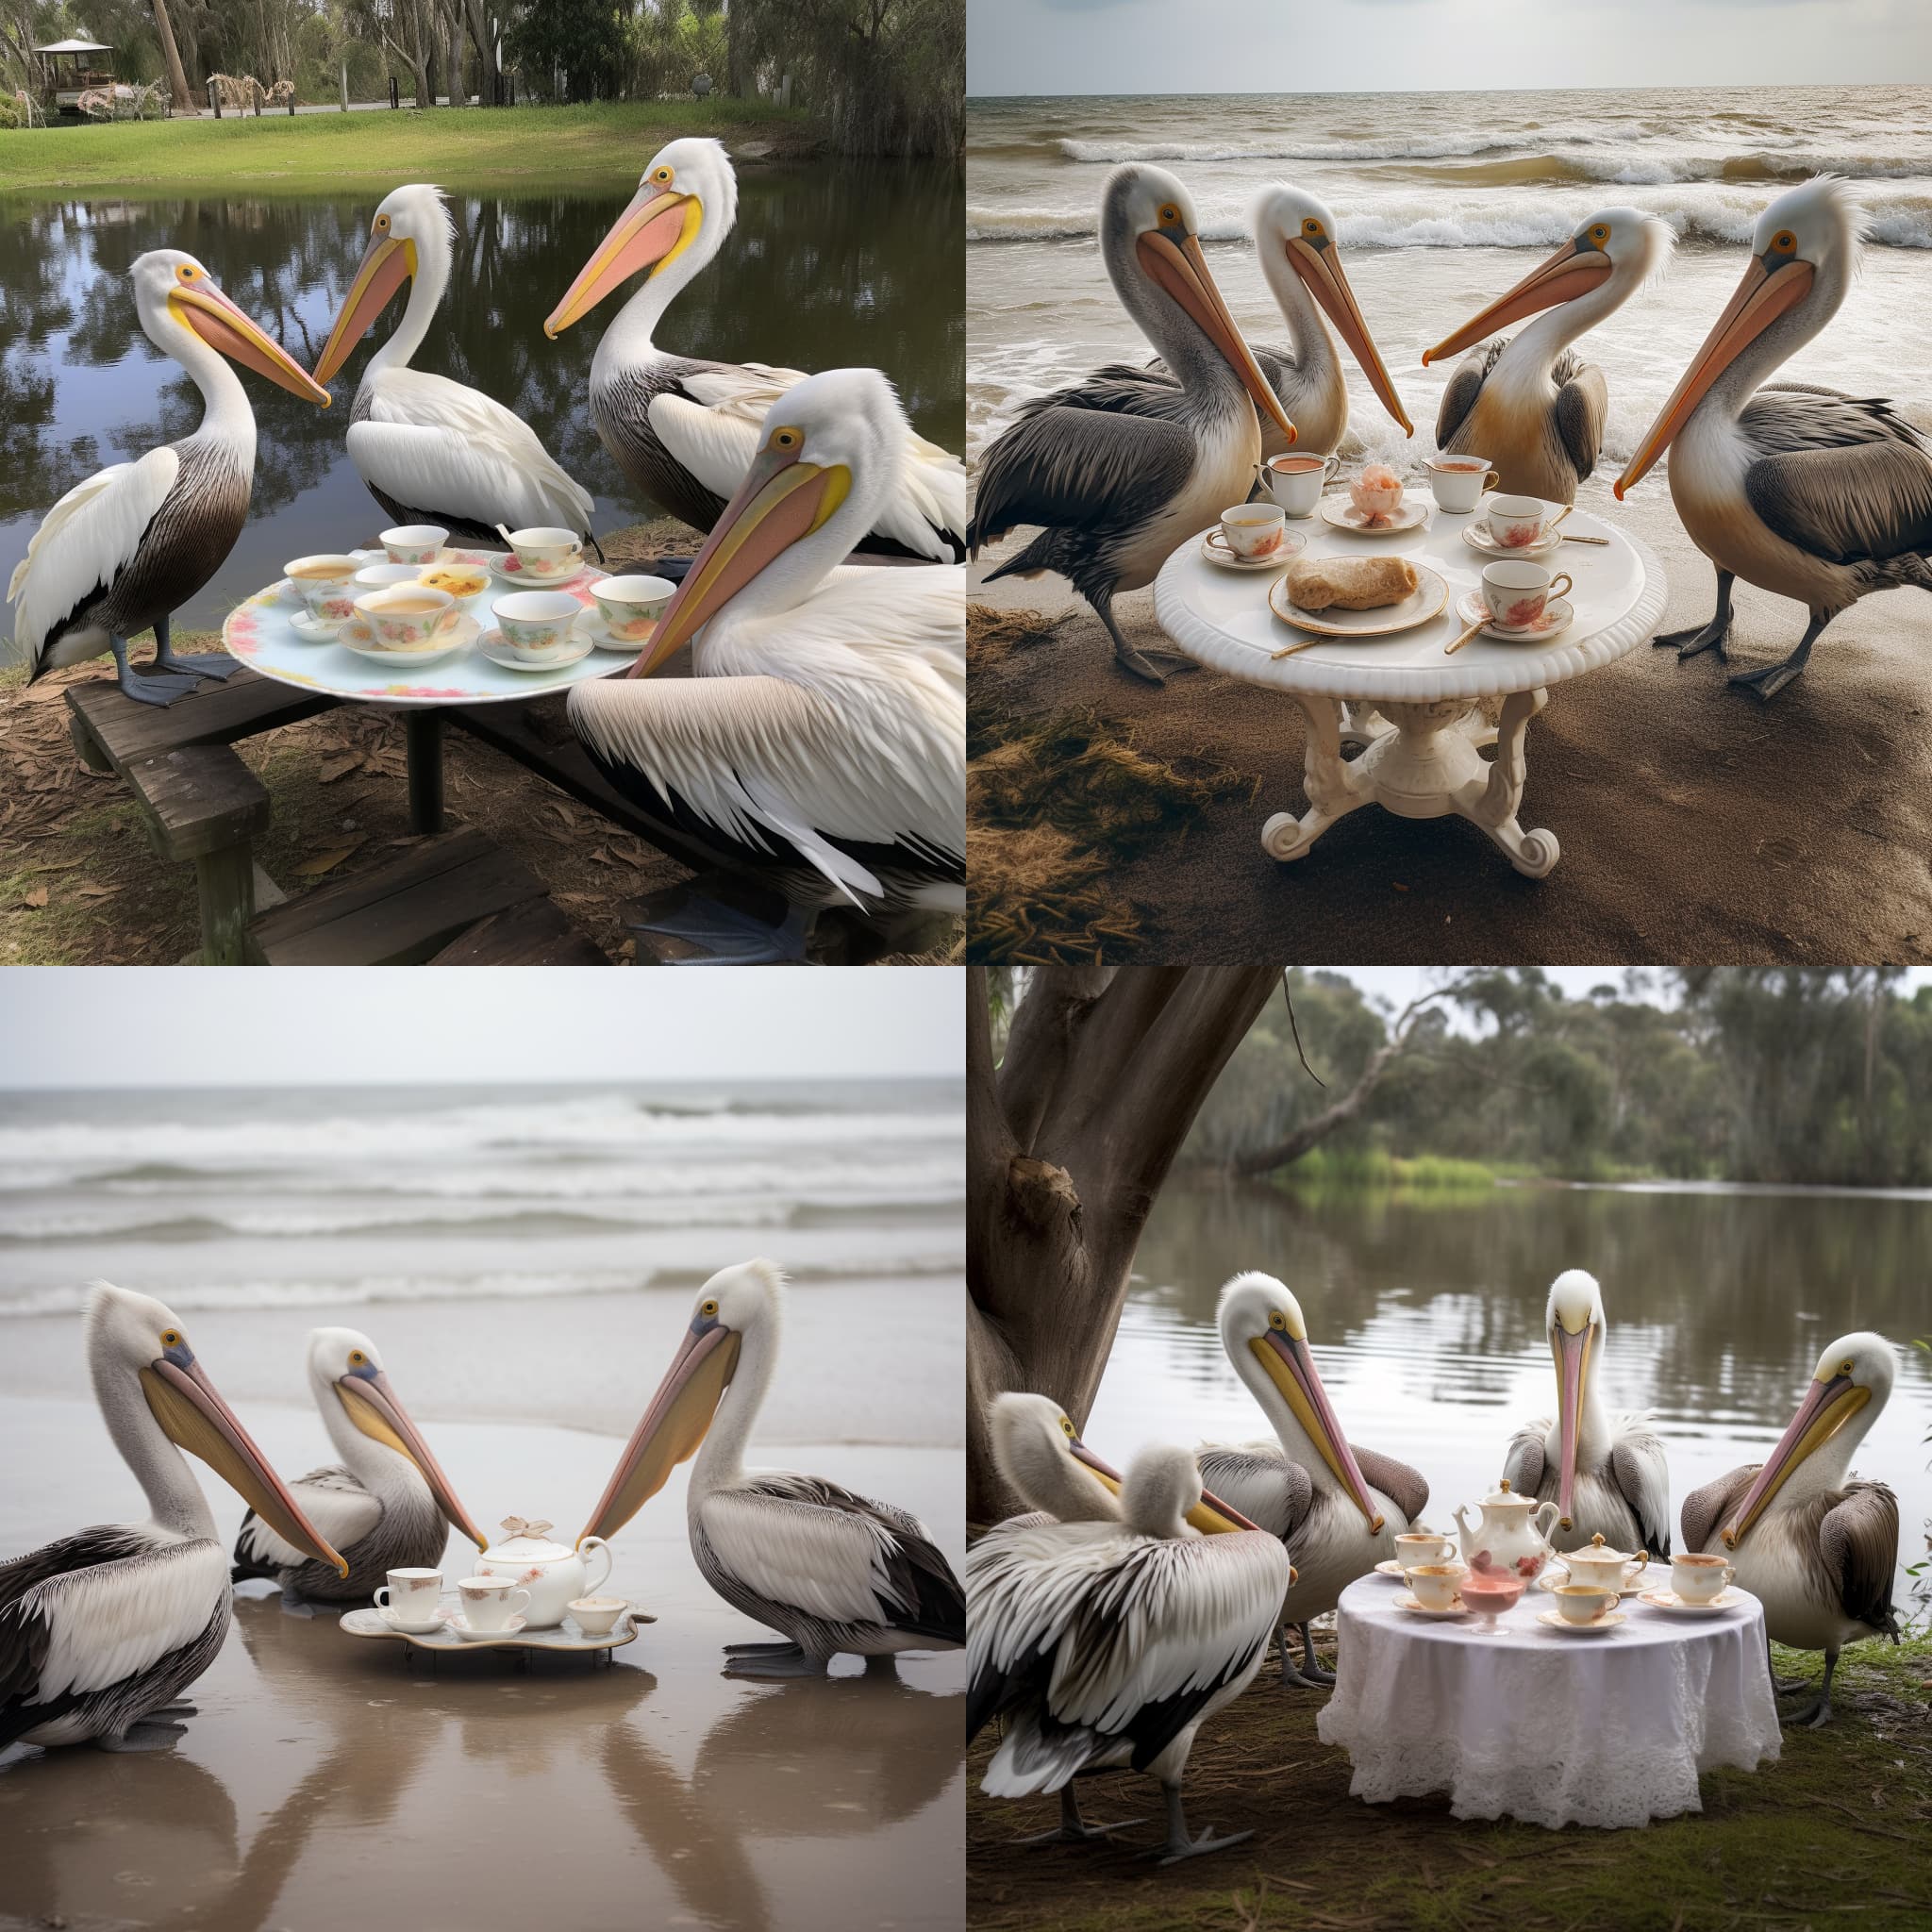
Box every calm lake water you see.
[1089,1178,1932,1606]
[0,163,962,648]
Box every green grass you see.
[1273,1147,1502,1193]
[0,99,812,192]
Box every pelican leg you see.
[96,1719,190,1752]
[1152,1783,1253,1865]
[277,1578,317,1619]
[723,1641,808,1655]
[1015,1785,1144,1845]
[1655,570,1733,658]
[1276,1620,1331,1690]
[151,612,242,681]
[1298,1621,1337,1686]
[1090,588,1178,685]
[630,896,810,965]
[1728,609,1827,702]
[1766,1635,1808,1695]
[109,635,201,707]
[1782,1646,1840,1728]
[721,1642,827,1679]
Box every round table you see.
[1315,1574,1781,1830]
[1150,490,1667,877]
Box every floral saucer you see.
[1639,1589,1742,1614]
[1461,521,1565,561]
[453,1614,526,1641]
[488,553,588,590]
[290,608,352,642]
[1200,527,1307,571]
[1537,1608,1626,1635]
[1320,496,1429,537]
[1395,1592,1469,1619]
[1537,1566,1645,1597]
[477,628,596,672]
[574,607,651,653]
[337,613,478,667]
[1454,589,1574,643]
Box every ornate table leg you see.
[1341,700,1496,758]
[1453,687,1560,877]
[1261,694,1371,861]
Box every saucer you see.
[1375,1556,1457,1580]
[1455,589,1574,642]
[1201,527,1307,572]
[490,554,587,589]
[452,1614,526,1641]
[1538,1608,1625,1635]
[1321,496,1429,537]
[290,608,351,642]
[1462,520,1564,560]
[1537,1566,1646,1597]
[478,627,596,672]
[575,607,654,653]
[379,1606,450,1634]
[337,613,479,666]
[1394,1592,1468,1619]
[1640,1589,1742,1614]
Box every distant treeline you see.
[1187,968,1932,1189]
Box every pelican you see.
[1197,1272,1427,1690]
[968,163,1300,682]
[1681,1332,1900,1727]
[8,250,328,706]
[230,1326,488,1613]
[567,367,963,960]
[1056,184,1413,458]
[1617,177,1932,699]
[1424,208,1672,504]
[970,1430,1290,1863]
[543,138,964,563]
[310,184,599,552]
[578,1258,965,1676]
[0,1282,344,1752]
[1502,1269,1672,1557]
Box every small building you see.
[33,38,118,115]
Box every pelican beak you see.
[1252,1329,1383,1533]
[545,189,701,339]
[1139,227,1297,445]
[171,283,330,407]
[624,439,850,677]
[578,1319,741,1544]
[1288,235,1412,435]
[1424,239,1612,368]
[1722,1370,1869,1548]
[1553,1319,1593,1532]
[1616,251,1813,496]
[142,1356,347,1575]
[337,1370,489,1551]
[1070,1438,1261,1536]
[312,233,415,386]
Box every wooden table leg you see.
[193,841,259,964]
[405,709,445,834]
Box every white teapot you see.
[1453,1478,1559,1582]
[474,1516,612,1629]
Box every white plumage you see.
[235,1469,380,1571]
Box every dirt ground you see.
[968,480,1932,965]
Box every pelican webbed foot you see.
[1150,1786,1252,1865]
[1780,1646,1839,1727]
[721,1641,827,1679]
[1727,612,1826,703]
[723,1640,808,1654]
[278,1581,317,1619]
[151,612,243,683]
[629,896,810,966]
[1017,1787,1143,1845]
[109,636,203,707]
[1655,569,1734,659]
[96,1719,191,1752]
[1090,590,1183,686]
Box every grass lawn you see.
[968,1632,1932,1932]
[0,99,816,192]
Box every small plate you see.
[1321,496,1429,537]
[490,554,588,590]
[1394,1592,1468,1619]
[1537,1566,1646,1597]
[1201,527,1307,572]
[1639,1589,1742,1614]
[453,1614,526,1641]
[574,607,652,654]
[478,627,597,672]
[1537,1608,1626,1635]
[379,1606,450,1634]
[1455,589,1574,643]
[1374,1557,1459,1580]
[1270,560,1448,639]
[337,613,479,666]
[289,608,351,642]
[1461,520,1565,561]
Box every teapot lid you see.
[1480,1477,1537,1507]
[485,1515,574,1560]
[1576,1530,1635,1560]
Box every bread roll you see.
[1286,554,1419,611]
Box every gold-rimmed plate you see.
[1320,496,1430,537]
[1269,560,1448,640]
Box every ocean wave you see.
[1435,150,1932,189]
[1055,128,1621,164]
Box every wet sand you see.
[0,1403,964,1932]
[968,481,1932,963]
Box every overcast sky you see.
[968,0,1931,97]
[0,969,963,1089]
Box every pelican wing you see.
[1552,353,1607,486]
[1352,1445,1429,1525]
[1819,1479,1900,1638]
[969,405,1195,554]
[1503,1419,1548,1497]
[1609,1418,1673,1557]
[1434,342,1498,450]
[234,1465,381,1572]
[1679,1462,1757,1554]
[698,1474,963,1643]
[1741,410,1932,567]
[8,448,178,667]
[353,369,594,535]
[1194,1443,1311,1543]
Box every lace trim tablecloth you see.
[1315,1575,1781,1828]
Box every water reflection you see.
[0,165,962,637]
[1090,1180,1932,1598]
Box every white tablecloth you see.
[1316,1575,1781,1829]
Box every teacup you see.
[352,561,426,595]
[285,554,362,625]
[569,1596,628,1636]
[355,584,457,649]
[1213,503,1288,560]
[507,526,584,580]
[494,590,583,658]
[375,1567,442,1631]
[1481,560,1572,632]
[1672,1553,1735,1603]
[1565,1544,1645,1593]
[1394,1530,1454,1572]
[591,574,675,641]
[1423,456,1500,513]
[1484,493,1554,548]
[1407,1562,1465,1611]
[1347,469,1405,522]
[457,1574,532,1631]
[1265,451,1341,517]
[1556,1583,1617,1625]
[419,562,491,608]
[381,524,448,565]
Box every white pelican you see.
[969,163,1300,683]
[1681,1331,1900,1727]
[310,184,599,552]
[970,1429,1290,1863]
[230,1326,487,1613]
[1502,1269,1672,1557]
[0,1282,344,1752]
[1060,184,1413,458]
[543,137,964,563]
[1617,177,1932,699]
[567,366,963,960]
[8,250,329,707]
[578,1258,965,1676]
[1424,208,1672,504]
[1197,1272,1426,1689]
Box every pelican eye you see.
[769,426,803,453]
[1059,1416,1076,1437]
[349,1350,367,1366]
[160,1328,182,1347]
[375,213,390,232]
[701,1298,720,1318]
[1839,1359,1854,1377]
[1269,1310,1287,1330]
[1304,218,1322,237]
[1158,202,1180,225]
[1590,225,1608,243]
[651,166,675,185]
[1772,229,1796,254]
[175,266,196,283]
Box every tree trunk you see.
[444,22,463,107]
[150,0,194,115]
[966,965,1280,1524]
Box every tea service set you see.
[368,1516,634,1644]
